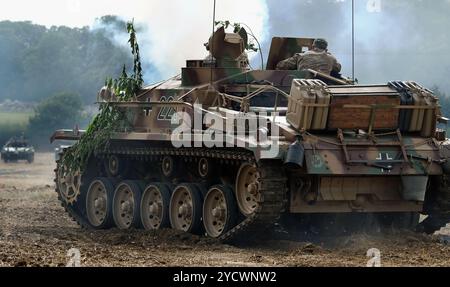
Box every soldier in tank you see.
[276,38,341,76]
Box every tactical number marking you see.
[157,96,176,121]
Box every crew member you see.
[276,38,341,75]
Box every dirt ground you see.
[0,153,449,267]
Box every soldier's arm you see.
[276,54,300,70]
[332,56,342,73]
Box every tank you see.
[51,26,450,241]
[1,136,34,163]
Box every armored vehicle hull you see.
[52,30,450,241]
[1,137,34,163]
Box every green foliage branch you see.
[61,20,143,172]
[214,20,264,68]
[215,20,259,52]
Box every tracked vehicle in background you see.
[52,26,450,241]
[1,136,34,163]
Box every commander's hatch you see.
[266,37,315,70]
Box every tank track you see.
[418,175,450,234]
[219,161,287,242]
[55,146,287,242]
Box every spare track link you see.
[55,147,288,242]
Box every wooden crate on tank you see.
[327,94,400,130]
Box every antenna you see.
[352,0,355,82]
[210,0,217,86]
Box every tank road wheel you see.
[86,178,115,229]
[203,185,238,238]
[112,181,143,229]
[169,184,203,234]
[140,183,172,230]
[235,163,261,216]
[57,164,82,205]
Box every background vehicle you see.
[52,27,450,241]
[1,136,35,163]
[54,144,73,161]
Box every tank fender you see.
[284,139,304,169]
[401,175,428,201]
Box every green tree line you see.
[0,18,131,104]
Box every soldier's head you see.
[313,38,328,51]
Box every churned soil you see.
[1,153,449,267]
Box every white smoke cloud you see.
[0,0,268,82]
[5,0,448,93]
[134,0,268,80]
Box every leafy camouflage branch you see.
[214,20,259,52]
[62,20,144,172]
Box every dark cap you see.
[313,38,328,50]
